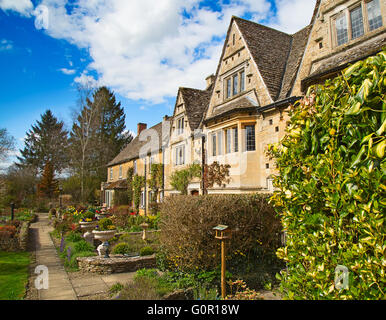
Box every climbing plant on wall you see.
[132,174,145,213]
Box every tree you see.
[37,161,58,200]
[69,85,133,203]
[17,110,69,174]
[268,51,385,299]
[91,86,133,181]
[0,128,15,162]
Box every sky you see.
[0,0,317,170]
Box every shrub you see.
[97,218,115,231]
[268,51,386,300]
[74,240,95,253]
[139,246,154,256]
[159,194,282,276]
[65,231,83,243]
[112,242,130,255]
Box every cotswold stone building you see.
[102,0,385,212]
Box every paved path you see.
[29,213,135,300]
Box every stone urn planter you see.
[79,221,98,245]
[140,222,149,241]
[92,229,116,258]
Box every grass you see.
[0,251,31,300]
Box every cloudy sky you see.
[0,0,316,170]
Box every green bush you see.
[65,231,83,243]
[268,50,386,299]
[139,246,154,256]
[74,240,94,253]
[112,242,130,255]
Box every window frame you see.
[332,0,383,48]
[244,124,256,152]
[224,68,246,100]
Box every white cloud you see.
[0,39,13,51]
[267,0,317,34]
[59,68,76,75]
[10,0,316,103]
[0,0,33,16]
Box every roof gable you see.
[107,121,165,167]
[233,17,293,101]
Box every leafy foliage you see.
[268,50,386,300]
[169,164,201,195]
[133,175,145,212]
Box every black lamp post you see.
[10,202,15,221]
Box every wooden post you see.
[221,239,226,299]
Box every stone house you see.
[103,0,385,210]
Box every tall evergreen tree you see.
[69,86,133,202]
[92,86,132,180]
[17,110,69,174]
[37,161,58,199]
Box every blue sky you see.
[0,0,316,170]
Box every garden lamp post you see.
[10,202,15,221]
[213,224,232,299]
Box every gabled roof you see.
[233,17,293,101]
[277,25,312,100]
[175,87,212,131]
[107,121,165,167]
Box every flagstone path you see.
[28,213,136,300]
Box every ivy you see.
[132,174,145,213]
[170,164,201,195]
[127,167,134,206]
[268,50,386,300]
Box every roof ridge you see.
[233,16,292,37]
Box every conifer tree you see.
[37,161,58,199]
[17,110,69,174]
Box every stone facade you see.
[103,0,385,207]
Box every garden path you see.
[29,213,136,300]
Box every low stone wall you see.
[0,221,30,252]
[77,254,157,274]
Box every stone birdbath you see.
[92,229,116,258]
[79,220,98,245]
[140,222,149,241]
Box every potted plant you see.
[78,210,98,244]
[92,218,116,257]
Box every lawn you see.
[0,251,31,300]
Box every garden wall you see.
[0,221,30,252]
[76,254,156,274]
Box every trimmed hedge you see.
[159,194,282,274]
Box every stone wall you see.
[0,221,30,252]
[77,254,157,274]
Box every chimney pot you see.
[137,123,147,135]
[205,74,215,90]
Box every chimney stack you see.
[205,74,215,90]
[137,123,147,135]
